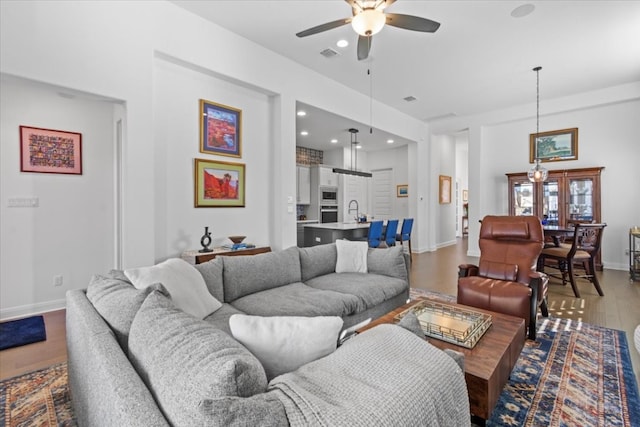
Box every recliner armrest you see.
[458,264,479,278]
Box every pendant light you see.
[332,128,372,178]
[528,66,548,183]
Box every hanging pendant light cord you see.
[534,66,541,165]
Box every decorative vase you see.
[199,227,213,253]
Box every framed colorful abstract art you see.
[194,158,245,207]
[19,126,82,174]
[199,99,242,158]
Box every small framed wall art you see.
[194,158,245,207]
[20,126,82,175]
[396,184,408,197]
[199,99,242,158]
[529,127,578,163]
[439,175,451,204]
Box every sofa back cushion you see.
[194,256,225,302]
[367,246,408,282]
[222,246,301,302]
[128,291,268,427]
[86,271,167,351]
[299,243,337,282]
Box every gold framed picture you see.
[439,175,451,204]
[194,158,245,207]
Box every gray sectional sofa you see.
[66,243,470,426]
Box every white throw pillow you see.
[229,314,344,380]
[335,239,368,273]
[125,258,222,319]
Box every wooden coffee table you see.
[359,297,525,424]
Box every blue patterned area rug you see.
[411,288,640,427]
[0,315,46,350]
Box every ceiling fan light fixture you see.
[351,9,386,36]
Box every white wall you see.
[480,99,640,268]
[433,92,640,268]
[0,76,116,317]
[0,0,428,317]
[153,57,273,259]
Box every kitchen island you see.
[303,222,370,247]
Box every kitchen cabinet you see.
[296,165,310,204]
[506,166,604,268]
[316,165,337,187]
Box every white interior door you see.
[372,169,393,220]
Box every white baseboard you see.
[0,298,66,321]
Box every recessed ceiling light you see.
[336,39,349,48]
[330,139,338,143]
[300,131,309,136]
[356,145,362,149]
[387,139,394,144]
[297,110,306,116]
[511,4,535,18]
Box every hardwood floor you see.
[2,238,639,383]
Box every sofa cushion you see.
[86,272,167,350]
[299,243,337,282]
[367,246,409,282]
[199,394,288,427]
[229,314,344,380]
[222,247,302,302]
[194,257,224,302]
[335,239,368,273]
[305,272,408,313]
[128,291,268,427]
[231,282,360,318]
[125,258,222,319]
[203,303,246,335]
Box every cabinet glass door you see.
[568,178,594,221]
[541,179,561,225]
[512,181,534,216]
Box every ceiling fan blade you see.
[296,18,352,37]
[385,13,441,33]
[344,0,361,15]
[357,35,372,61]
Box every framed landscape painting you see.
[397,184,408,197]
[199,99,242,158]
[529,127,578,163]
[194,158,245,207]
[20,126,82,174]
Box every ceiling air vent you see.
[320,48,340,58]
[403,95,418,102]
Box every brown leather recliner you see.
[457,215,549,340]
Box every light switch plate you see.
[8,197,39,208]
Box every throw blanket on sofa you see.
[268,324,470,427]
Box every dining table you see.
[542,225,575,247]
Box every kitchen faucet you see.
[348,199,359,221]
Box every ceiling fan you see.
[296,0,440,61]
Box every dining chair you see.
[538,223,607,298]
[367,220,384,248]
[383,219,399,247]
[395,218,414,260]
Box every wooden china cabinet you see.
[506,166,604,268]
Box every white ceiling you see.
[170,1,640,152]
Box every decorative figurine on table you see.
[199,227,213,253]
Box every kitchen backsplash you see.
[296,146,323,165]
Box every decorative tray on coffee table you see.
[395,300,492,349]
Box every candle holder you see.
[199,227,213,253]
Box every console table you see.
[181,246,271,265]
